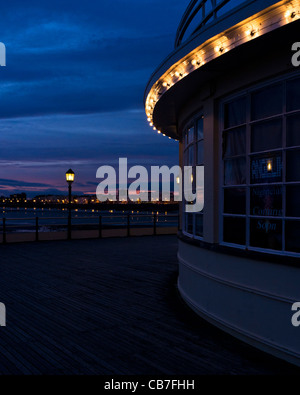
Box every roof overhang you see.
[144,0,300,139]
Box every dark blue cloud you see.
[0,0,187,195]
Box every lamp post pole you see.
[66,169,75,240]
[68,182,72,240]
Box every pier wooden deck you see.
[0,235,298,374]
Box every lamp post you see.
[66,169,75,240]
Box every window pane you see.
[286,149,300,182]
[224,96,246,128]
[223,126,246,158]
[188,127,194,145]
[224,188,246,214]
[250,186,282,217]
[195,214,203,237]
[251,118,282,153]
[286,185,300,217]
[223,217,246,245]
[184,150,189,166]
[188,146,194,165]
[286,221,300,253]
[287,77,300,112]
[197,117,204,140]
[185,213,193,234]
[224,158,246,185]
[251,153,282,184]
[287,114,300,147]
[197,141,204,164]
[250,219,282,250]
[251,84,283,121]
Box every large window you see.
[221,75,300,256]
[183,115,204,238]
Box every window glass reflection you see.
[286,221,300,253]
[251,84,283,120]
[251,118,282,153]
[250,186,282,217]
[224,158,246,185]
[287,77,300,112]
[251,153,282,184]
[223,126,246,158]
[224,188,246,215]
[250,219,282,250]
[224,96,246,128]
[223,217,246,245]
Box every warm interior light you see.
[176,176,180,185]
[191,174,194,183]
[267,160,273,172]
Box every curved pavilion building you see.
[145,0,300,366]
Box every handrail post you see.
[127,214,130,237]
[35,217,39,242]
[99,215,102,239]
[2,218,6,244]
[153,213,157,235]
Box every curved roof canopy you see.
[144,0,300,139]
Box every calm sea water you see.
[0,207,178,232]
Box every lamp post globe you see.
[66,169,75,183]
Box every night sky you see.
[0,1,188,197]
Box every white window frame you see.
[182,112,204,240]
[219,71,300,258]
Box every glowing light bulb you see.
[267,160,273,172]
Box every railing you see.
[0,213,179,244]
[175,0,245,47]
